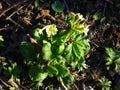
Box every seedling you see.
[99,76,111,90]
[105,47,120,72]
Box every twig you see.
[0,0,28,18]
[0,26,14,31]
[59,77,68,90]
[7,6,24,18]
[7,79,19,89]
[88,39,99,48]
[74,83,79,90]
[0,78,10,88]
[6,17,25,30]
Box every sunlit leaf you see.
[55,64,70,78]
[56,43,65,54]
[47,65,58,77]
[42,40,52,60]
[64,34,90,62]
[29,65,48,82]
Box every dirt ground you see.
[0,0,120,90]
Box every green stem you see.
[62,30,73,43]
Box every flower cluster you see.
[37,24,58,37]
[65,12,89,35]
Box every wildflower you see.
[76,13,84,21]
[83,25,89,35]
[37,24,58,37]
[45,24,58,37]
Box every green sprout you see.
[99,77,111,90]
[105,47,120,71]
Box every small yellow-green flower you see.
[76,13,84,21]
[83,25,89,35]
[37,24,58,37]
[45,24,58,37]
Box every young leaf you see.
[19,41,36,59]
[42,40,52,61]
[64,34,90,62]
[51,0,64,12]
[34,0,39,7]
[29,65,48,82]
[64,43,74,61]
[55,64,70,78]
[77,58,87,72]
[56,43,65,54]
[114,58,120,71]
[47,65,58,77]
[62,74,74,85]
[32,28,41,41]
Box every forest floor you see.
[0,0,120,90]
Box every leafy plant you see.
[105,47,120,71]
[99,77,111,90]
[3,62,21,83]
[19,12,90,88]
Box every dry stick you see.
[7,79,19,89]
[5,5,27,30]
[74,84,79,90]
[88,39,99,48]
[0,78,10,88]
[0,26,14,31]
[3,0,13,6]
[6,17,25,30]
[7,5,24,19]
[59,77,68,90]
[0,0,28,18]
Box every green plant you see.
[105,47,120,71]
[3,62,21,83]
[19,12,90,88]
[99,76,111,90]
